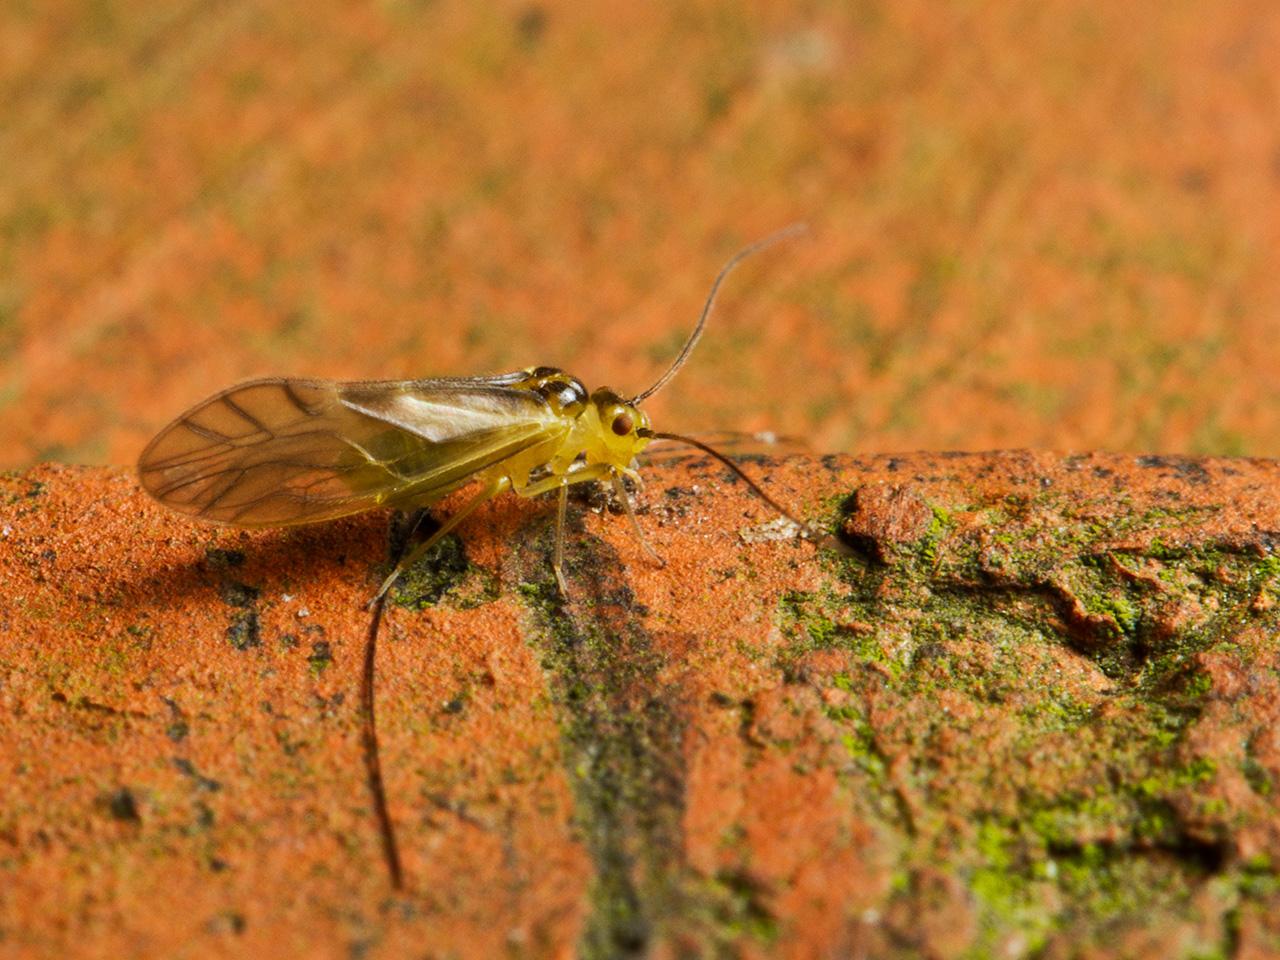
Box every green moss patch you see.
[757,483,1280,956]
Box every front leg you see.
[515,462,615,596]
[553,484,569,596]
[514,461,614,499]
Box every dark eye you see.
[611,412,634,436]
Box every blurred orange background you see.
[2,0,1278,469]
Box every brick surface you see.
[5,453,1280,957]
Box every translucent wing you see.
[138,377,564,526]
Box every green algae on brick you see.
[515,521,784,959]
[756,479,1280,955]
[389,531,499,610]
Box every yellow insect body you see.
[137,226,812,600]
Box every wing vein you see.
[220,395,273,436]
[180,420,233,444]
[139,376,565,526]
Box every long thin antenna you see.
[362,528,408,890]
[641,429,840,550]
[630,223,809,404]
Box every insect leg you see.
[517,463,614,597]
[553,484,569,596]
[611,470,664,568]
[516,462,613,497]
[625,460,646,493]
[368,478,507,607]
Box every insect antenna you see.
[640,429,839,549]
[361,587,405,889]
[630,223,809,404]
[360,513,423,891]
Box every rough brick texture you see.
[6,453,1280,958]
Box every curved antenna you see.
[630,222,809,404]
[638,428,850,555]
[362,549,404,890]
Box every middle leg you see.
[517,463,615,596]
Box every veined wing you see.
[138,377,565,526]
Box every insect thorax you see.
[519,366,589,416]
[509,368,651,475]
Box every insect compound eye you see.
[611,412,635,436]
